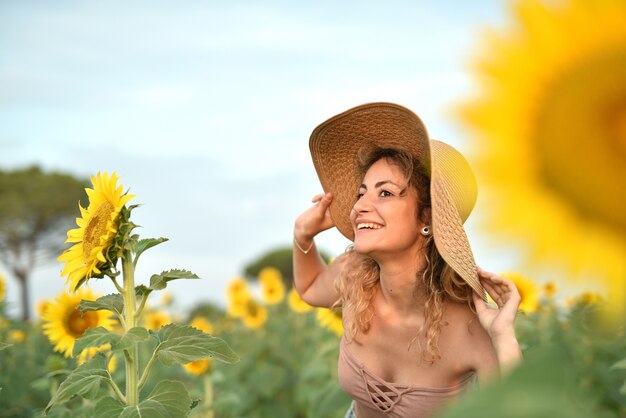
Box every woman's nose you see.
[353,193,371,213]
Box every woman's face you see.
[350,158,426,258]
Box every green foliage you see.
[133,238,169,267]
[79,294,124,316]
[44,354,111,414]
[153,324,239,366]
[150,269,200,291]
[243,246,330,286]
[93,381,192,418]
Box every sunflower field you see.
[1,265,626,417]
[2,0,626,416]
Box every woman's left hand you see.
[472,267,521,341]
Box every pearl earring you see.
[421,226,431,236]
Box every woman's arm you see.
[472,267,523,375]
[293,192,342,307]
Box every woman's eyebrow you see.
[359,180,402,189]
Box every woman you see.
[293,103,521,418]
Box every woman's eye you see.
[380,190,393,197]
[357,192,364,199]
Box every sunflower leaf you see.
[153,324,239,366]
[44,353,109,414]
[611,358,626,370]
[72,327,121,356]
[93,396,124,418]
[133,237,169,267]
[0,341,11,351]
[149,269,200,291]
[135,284,152,297]
[113,327,150,351]
[79,294,124,316]
[93,381,192,418]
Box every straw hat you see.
[309,102,482,295]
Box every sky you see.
[0,0,514,318]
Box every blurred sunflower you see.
[190,316,214,334]
[542,282,557,298]
[458,0,626,312]
[566,291,606,307]
[316,308,343,336]
[58,172,134,291]
[258,267,285,305]
[42,287,116,358]
[226,277,252,318]
[143,310,172,331]
[77,344,117,372]
[183,358,212,376]
[37,299,51,319]
[0,272,5,301]
[241,299,268,329]
[8,329,26,343]
[500,272,540,313]
[288,288,313,313]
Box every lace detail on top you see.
[338,337,475,418]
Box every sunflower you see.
[226,277,252,318]
[42,287,116,358]
[316,308,343,336]
[0,273,5,301]
[457,0,626,314]
[542,282,557,298]
[58,172,134,291]
[258,267,285,305]
[500,272,540,313]
[77,344,117,372]
[288,288,313,313]
[190,316,214,334]
[183,358,212,376]
[566,291,606,308]
[36,299,51,320]
[8,329,26,343]
[241,299,268,329]
[143,310,172,331]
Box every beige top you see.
[339,337,475,418]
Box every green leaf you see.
[0,341,11,351]
[94,397,124,418]
[133,237,169,266]
[611,357,626,370]
[154,324,239,366]
[72,327,121,356]
[113,327,150,351]
[44,354,109,414]
[135,284,151,297]
[149,269,200,291]
[143,380,192,417]
[79,294,124,316]
[94,381,192,418]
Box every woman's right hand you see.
[294,192,335,244]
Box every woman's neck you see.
[376,254,428,315]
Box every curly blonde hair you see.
[335,147,474,363]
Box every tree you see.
[243,245,330,287]
[0,166,87,320]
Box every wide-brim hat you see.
[309,102,483,296]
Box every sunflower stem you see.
[106,374,127,404]
[134,291,151,322]
[111,276,124,294]
[137,348,158,391]
[121,249,139,406]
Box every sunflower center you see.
[82,201,115,262]
[247,301,259,317]
[67,309,100,338]
[534,50,626,233]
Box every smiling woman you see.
[293,103,522,418]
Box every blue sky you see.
[0,1,513,317]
